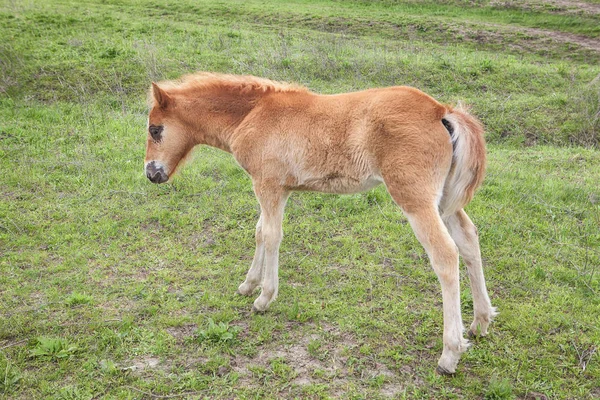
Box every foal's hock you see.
[143,72,496,374]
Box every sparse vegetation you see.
[0,0,599,398]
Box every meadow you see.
[0,0,599,398]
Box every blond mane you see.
[150,72,308,104]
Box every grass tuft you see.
[485,377,515,400]
[196,318,241,345]
[64,292,94,307]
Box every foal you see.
[144,72,496,374]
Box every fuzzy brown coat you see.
[144,73,495,374]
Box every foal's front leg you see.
[237,215,264,296]
[249,184,290,312]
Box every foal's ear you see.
[152,82,172,109]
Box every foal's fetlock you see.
[237,281,257,296]
[437,337,469,375]
[252,291,276,312]
[252,297,270,313]
[468,321,488,338]
[469,307,498,338]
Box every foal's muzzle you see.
[145,161,168,184]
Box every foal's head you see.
[144,83,194,184]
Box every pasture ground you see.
[1,0,599,399]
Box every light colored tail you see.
[439,105,486,217]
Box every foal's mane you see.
[151,72,307,104]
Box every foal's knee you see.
[254,219,263,244]
[262,226,283,251]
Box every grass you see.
[1,0,599,398]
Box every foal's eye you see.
[148,125,163,141]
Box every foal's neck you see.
[188,85,264,153]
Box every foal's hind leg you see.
[386,166,468,374]
[402,205,469,374]
[237,215,264,296]
[444,209,497,337]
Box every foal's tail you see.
[439,105,486,217]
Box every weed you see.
[64,292,94,307]
[98,359,119,376]
[485,377,515,400]
[368,373,386,389]
[198,354,230,375]
[480,58,494,73]
[196,318,241,344]
[0,358,21,393]
[29,337,79,361]
[286,300,301,321]
[269,358,297,381]
[307,339,326,360]
[56,385,93,400]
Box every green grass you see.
[1,0,599,398]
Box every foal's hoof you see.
[252,305,266,314]
[436,365,455,376]
[467,328,487,339]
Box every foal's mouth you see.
[145,161,169,184]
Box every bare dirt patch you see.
[523,27,600,52]
[550,0,600,14]
[230,322,406,397]
[97,298,138,320]
[166,324,197,342]
[460,21,600,53]
[491,0,600,15]
[124,356,163,374]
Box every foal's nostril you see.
[148,170,167,183]
[145,161,168,184]
[150,171,163,183]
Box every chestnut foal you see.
[144,72,496,374]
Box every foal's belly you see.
[296,173,383,194]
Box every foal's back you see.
[231,86,451,195]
